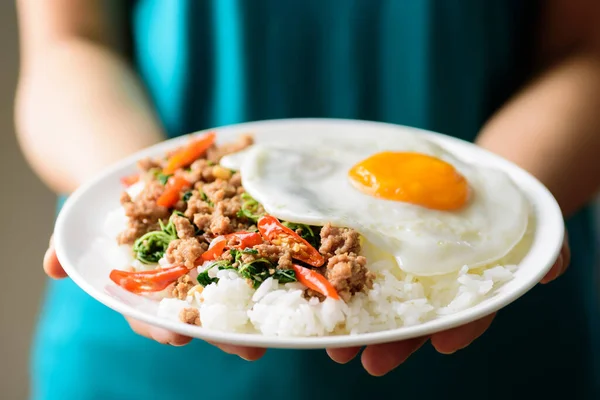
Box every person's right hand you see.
[43,237,266,360]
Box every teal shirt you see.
[32,1,599,399]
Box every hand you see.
[44,233,569,367]
[43,237,265,359]
[327,234,571,375]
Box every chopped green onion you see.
[155,172,172,185]
[236,193,264,223]
[238,258,274,288]
[273,268,297,284]
[200,191,214,207]
[132,216,179,264]
[196,260,232,286]
[201,248,297,288]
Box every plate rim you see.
[54,118,564,349]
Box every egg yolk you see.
[348,152,469,210]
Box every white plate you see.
[54,118,564,349]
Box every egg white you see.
[222,134,529,276]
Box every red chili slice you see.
[257,216,324,267]
[200,236,227,262]
[109,265,188,294]
[292,264,339,300]
[156,176,191,208]
[163,132,216,175]
[120,173,140,187]
[199,232,264,262]
[226,232,263,249]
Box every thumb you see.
[43,238,68,279]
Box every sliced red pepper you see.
[163,132,216,175]
[120,173,140,187]
[226,232,263,249]
[156,176,191,208]
[257,216,324,267]
[200,232,263,262]
[292,264,339,300]
[109,265,188,294]
[200,236,227,262]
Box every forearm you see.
[15,39,164,194]
[477,51,600,217]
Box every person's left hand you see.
[326,234,570,375]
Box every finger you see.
[431,313,496,354]
[127,318,192,346]
[43,245,68,279]
[540,253,564,284]
[361,337,428,376]
[563,232,571,268]
[326,346,361,364]
[541,236,571,284]
[207,341,267,361]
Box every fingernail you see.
[559,253,569,276]
[331,357,352,365]
[541,255,563,284]
[553,255,564,280]
[150,327,176,344]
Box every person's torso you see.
[132,0,536,141]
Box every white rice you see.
[159,243,517,337]
[106,207,519,337]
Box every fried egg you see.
[221,133,529,276]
